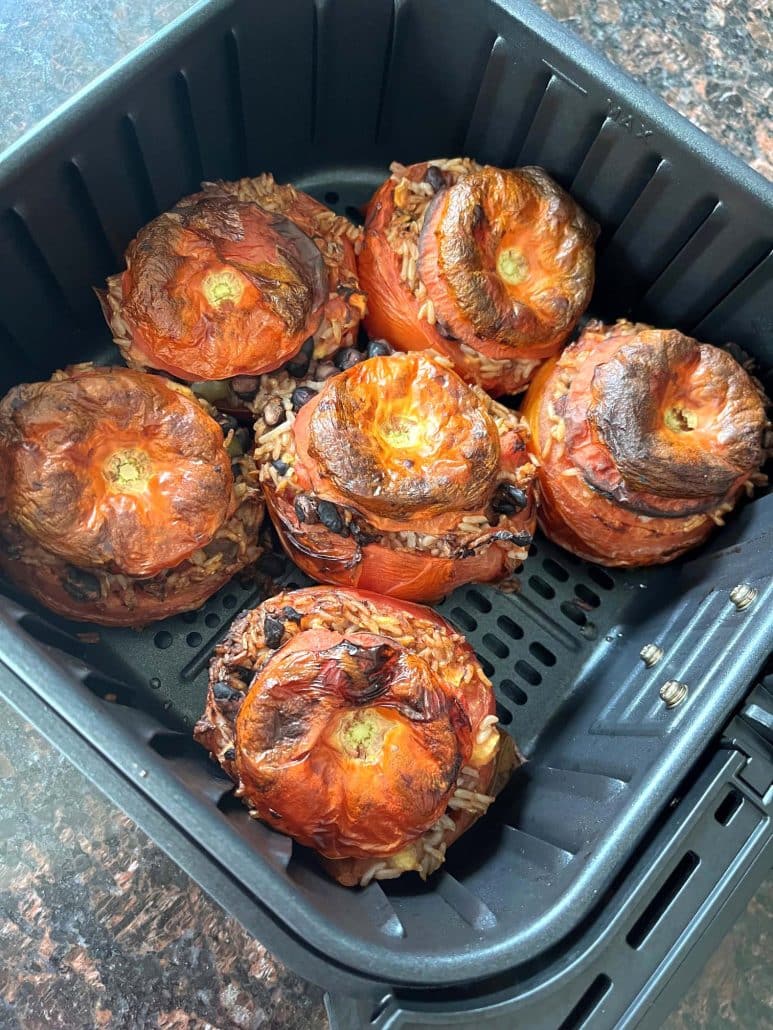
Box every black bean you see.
[291,386,318,411]
[280,606,302,623]
[218,414,239,435]
[231,461,243,478]
[223,747,237,762]
[231,375,260,398]
[333,348,364,371]
[213,681,242,701]
[424,165,446,192]
[285,353,311,379]
[263,614,285,649]
[350,522,378,546]
[272,459,290,476]
[318,500,346,535]
[367,339,392,358]
[492,483,528,515]
[63,567,100,602]
[294,493,319,524]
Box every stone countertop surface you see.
[0,1,771,1028]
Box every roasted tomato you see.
[194,587,521,886]
[99,174,366,406]
[257,351,537,602]
[0,365,263,625]
[522,320,769,566]
[358,158,597,396]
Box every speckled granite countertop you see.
[0,2,771,1029]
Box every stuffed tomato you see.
[358,158,597,395]
[0,365,263,625]
[521,320,769,566]
[257,350,537,602]
[194,587,520,886]
[99,174,366,411]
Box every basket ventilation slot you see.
[557,974,612,1030]
[626,850,700,948]
[714,789,744,826]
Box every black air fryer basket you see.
[0,1,771,1027]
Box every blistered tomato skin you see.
[103,196,326,381]
[358,159,597,395]
[522,320,769,566]
[305,354,501,519]
[260,352,537,602]
[99,175,366,386]
[0,365,263,625]
[194,587,522,885]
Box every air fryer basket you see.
[0,0,771,1026]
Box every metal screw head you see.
[660,680,688,708]
[729,584,757,611]
[640,643,664,668]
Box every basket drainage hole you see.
[345,204,365,225]
[450,606,477,633]
[181,611,198,624]
[186,632,203,647]
[575,583,601,608]
[529,575,555,600]
[479,655,495,678]
[542,557,569,582]
[204,612,220,628]
[466,588,492,613]
[482,633,509,659]
[501,679,527,705]
[495,701,513,725]
[324,190,339,204]
[222,593,238,610]
[529,641,556,667]
[497,615,523,640]
[714,789,743,826]
[154,631,173,650]
[557,974,612,1030]
[587,566,615,590]
[626,851,700,949]
[515,660,541,686]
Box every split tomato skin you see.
[522,320,768,566]
[99,174,366,385]
[261,352,537,603]
[358,159,597,396]
[194,587,522,886]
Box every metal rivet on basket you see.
[729,584,757,611]
[660,680,688,708]
[640,643,664,667]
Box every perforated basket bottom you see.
[10,528,639,747]
[8,171,654,749]
[2,173,770,983]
